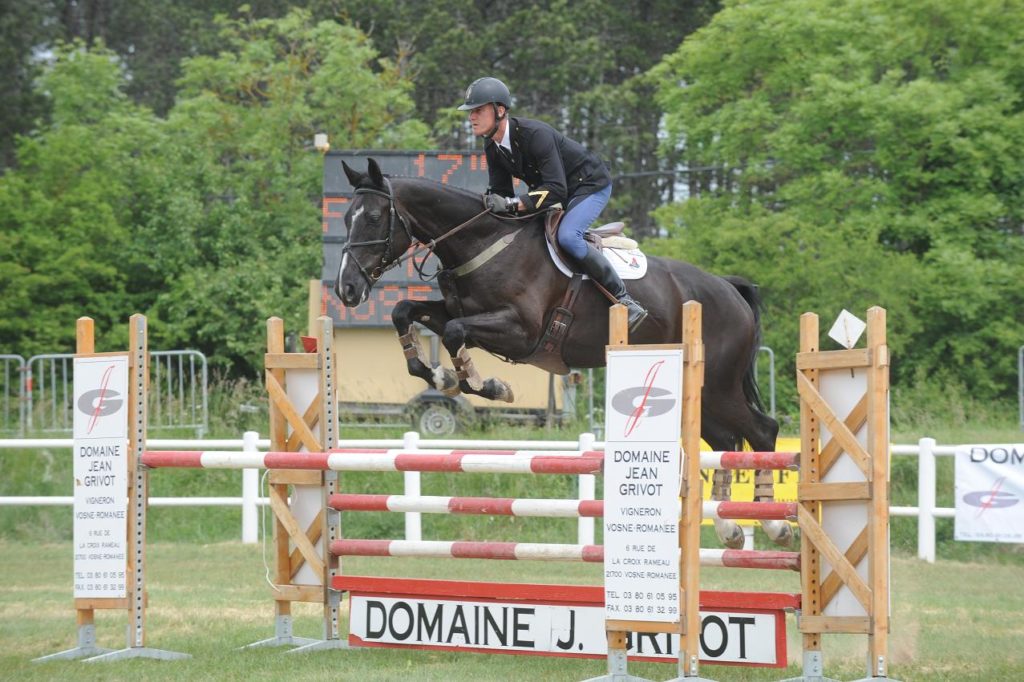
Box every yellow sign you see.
[699,437,799,526]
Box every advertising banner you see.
[603,348,683,623]
[955,444,1024,543]
[72,355,130,598]
[349,594,782,666]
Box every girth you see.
[514,274,585,375]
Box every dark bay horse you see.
[334,158,789,548]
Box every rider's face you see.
[468,104,503,137]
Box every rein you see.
[344,178,526,286]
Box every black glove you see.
[484,193,516,214]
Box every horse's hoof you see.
[760,519,794,548]
[433,366,460,396]
[713,519,746,550]
[484,378,515,403]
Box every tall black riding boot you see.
[578,247,648,332]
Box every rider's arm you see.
[518,125,568,213]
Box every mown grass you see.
[3,542,1024,681]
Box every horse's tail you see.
[722,275,769,416]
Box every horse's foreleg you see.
[440,311,524,403]
[755,470,794,547]
[392,300,459,396]
[711,469,745,549]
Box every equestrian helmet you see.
[457,77,511,110]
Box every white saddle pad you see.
[546,239,648,280]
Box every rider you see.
[458,76,648,331]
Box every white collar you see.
[497,118,511,152]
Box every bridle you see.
[341,178,417,288]
[341,177,493,287]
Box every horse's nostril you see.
[343,283,357,304]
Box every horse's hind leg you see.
[701,419,746,550]
[729,405,793,548]
[392,300,459,396]
[745,410,794,547]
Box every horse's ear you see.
[342,160,364,188]
[367,157,385,188]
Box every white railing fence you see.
[1,433,954,561]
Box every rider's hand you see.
[484,193,516,214]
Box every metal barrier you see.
[150,350,209,437]
[0,355,26,436]
[24,350,208,437]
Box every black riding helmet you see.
[457,77,511,110]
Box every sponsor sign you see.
[603,348,683,622]
[73,355,130,598]
[348,594,783,666]
[955,444,1024,543]
[699,437,799,525]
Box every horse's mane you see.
[389,175,485,204]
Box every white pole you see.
[918,437,937,563]
[241,431,259,544]
[577,432,596,546]
[404,431,422,542]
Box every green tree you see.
[651,0,1024,409]
[149,8,430,373]
[0,41,170,354]
[0,0,57,168]
[1,10,430,376]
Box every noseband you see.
[342,178,416,289]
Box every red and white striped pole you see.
[329,494,796,521]
[329,539,800,571]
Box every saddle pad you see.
[545,240,648,280]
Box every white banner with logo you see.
[954,444,1024,543]
[603,348,683,623]
[349,595,780,665]
[73,355,130,598]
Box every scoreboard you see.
[321,151,520,327]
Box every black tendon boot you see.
[578,246,648,331]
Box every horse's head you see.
[334,158,414,307]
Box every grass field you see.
[3,541,1024,681]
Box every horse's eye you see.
[368,211,382,222]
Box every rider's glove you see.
[484,193,517,214]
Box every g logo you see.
[611,387,676,419]
[78,389,123,418]
[962,490,1018,509]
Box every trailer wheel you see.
[416,402,458,436]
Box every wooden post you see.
[866,307,891,678]
[126,313,148,649]
[317,316,342,644]
[677,301,705,678]
[798,313,823,675]
[268,317,293,632]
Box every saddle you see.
[543,210,638,267]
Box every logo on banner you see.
[77,365,123,434]
[961,478,1019,513]
[955,444,1024,543]
[610,361,676,437]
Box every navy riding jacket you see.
[484,117,611,213]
